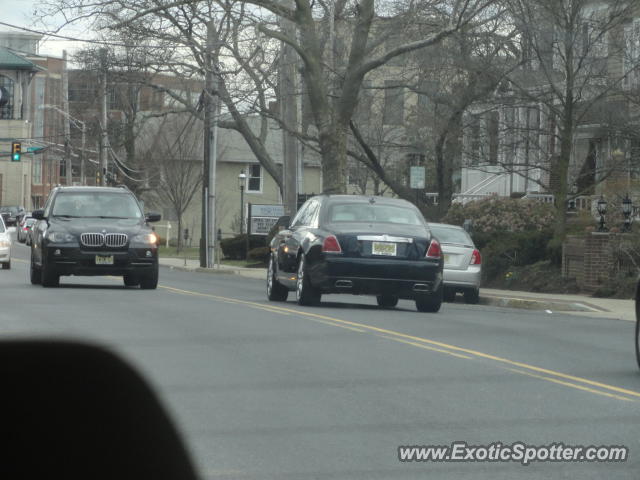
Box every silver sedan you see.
[428,223,481,304]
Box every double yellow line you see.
[160,284,640,403]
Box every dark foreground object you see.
[0,340,199,480]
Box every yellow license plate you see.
[371,242,397,256]
[443,254,450,264]
[95,255,114,265]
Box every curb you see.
[161,264,266,280]
[480,295,600,312]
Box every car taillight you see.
[322,235,342,253]
[470,249,482,265]
[425,239,442,259]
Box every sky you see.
[0,0,85,58]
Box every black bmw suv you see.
[30,186,161,288]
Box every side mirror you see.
[145,212,161,223]
[32,209,45,220]
[276,215,291,230]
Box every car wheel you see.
[415,285,443,313]
[267,256,288,302]
[139,264,159,290]
[123,274,139,287]
[41,261,59,288]
[30,253,41,285]
[463,288,480,304]
[296,254,321,306]
[2,261,10,270]
[443,288,456,302]
[376,295,398,308]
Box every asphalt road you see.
[3,234,640,479]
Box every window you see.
[0,75,14,119]
[488,112,499,165]
[623,19,640,89]
[32,157,42,185]
[247,164,262,193]
[383,81,404,126]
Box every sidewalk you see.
[159,257,636,321]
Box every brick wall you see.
[562,232,637,293]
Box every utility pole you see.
[280,2,299,216]
[201,21,219,268]
[100,48,108,186]
[62,50,72,186]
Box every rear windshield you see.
[327,203,423,225]
[0,206,19,214]
[25,219,36,226]
[429,225,473,246]
[52,192,143,219]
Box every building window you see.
[32,157,42,185]
[383,81,404,126]
[247,164,262,193]
[0,75,14,119]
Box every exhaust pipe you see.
[413,283,430,292]
[335,280,353,288]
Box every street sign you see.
[409,166,425,189]
[248,204,285,236]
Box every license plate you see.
[443,254,450,264]
[95,255,114,265]
[371,242,397,256]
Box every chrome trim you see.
[105,233,128,247]
[356,235,413,243]
[80,233,104,247]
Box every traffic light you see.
[11,141,21,162]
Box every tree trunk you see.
[320,124,348,194]
[435,111,461,219]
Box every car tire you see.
[30,253,41,285]
[267,256,288,302]
[415,285,443,313]
[463,288,480,304]
[2,261,10,270]
[41,262,59,288]
[443,288,456,302]
[139,264,159,290]
[376,295,398,308]
[123,274,139,287]
[296,254,321,306]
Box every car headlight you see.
[47,231,76,243]
[0,238,10,248]
[131,232,158,245]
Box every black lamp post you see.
[238,171,246,234]
[596,195,608,232]
[622,194,633,233]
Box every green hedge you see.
[247,246,270,263]
[220,234,266,260]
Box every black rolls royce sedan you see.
[30,186,161,288]
[267,195,444,312]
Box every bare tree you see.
[145,115,204,251]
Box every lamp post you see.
[596,195,608,232]
[622,194,633,233]
[238,171,246,234]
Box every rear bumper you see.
[443,266,481,290]
[44,245,157,276]
[310,256,442,298]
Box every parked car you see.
[427,223,481,304]
[30,186,161,288]
[17,216,35,244]
[0,215,11,269]
[0,205,26,227]
[267,195,444,312]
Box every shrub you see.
[442,197,556,234]
[247,246,270,263]
[220,234,266,260]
